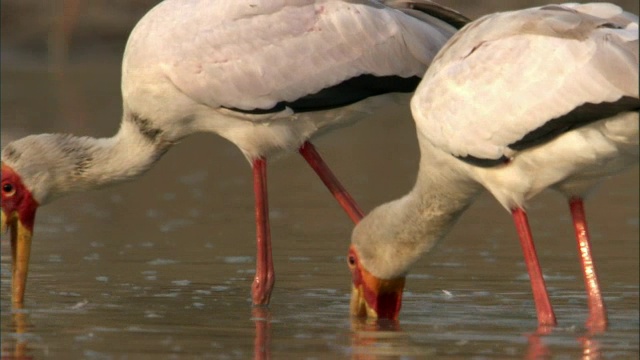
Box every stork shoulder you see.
[411,3,639,164]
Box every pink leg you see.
[298,141,364,224]
[569,198,607,331]
[252,158,274,305]
[512,208,557,327]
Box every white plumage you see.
[412,2,639,209]
[414,2,638,163]
[121,0,456,159]
[350,2,638,328]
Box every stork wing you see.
[381,0,471,29]
[125,0,456,114]
[411,3,639,164]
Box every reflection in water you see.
[0,306,611,360]
[349,318,431,359]
[525,325,605,360]
[350,319,609,359]
[2,310,32,360]
[525,326,553,360]
[252,307,271,360]
[578,333,602,360]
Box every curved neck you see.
[41,112,172,202]
[352,139,482,279]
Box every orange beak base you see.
[349,246,405,320]
[2,163,39,307]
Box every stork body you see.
[1,0,466,306]
[349,3,639,330]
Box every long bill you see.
[1,210,33,307]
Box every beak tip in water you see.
[1,211,7,234]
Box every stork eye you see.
[347,255,356,267]
[2,183,15,196]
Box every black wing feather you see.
[225,74,421,114]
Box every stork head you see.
[1,161,39,306]
[1,135,67,306]
[348,244,405,320]
[347,198,428,320]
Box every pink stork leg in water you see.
[252,157,273,305]
[570,198,607,331]
[512,208,557,327]
[511,198,609,330]
[251,141,364,305]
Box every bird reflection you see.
[578,333,602,360]
[526,324,604,360]
[2,309,33,360]
[350,318,432,359]
[252,307,271,360]
[578,326,604,360]
[525,325,553,360]
[350,318,605,359]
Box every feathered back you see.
[411,3,639,161]
[122,0,459,113]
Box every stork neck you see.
[92,116,170,184]
[40,112,172,202]
[352,139,481,279]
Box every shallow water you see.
[1,1,639,358]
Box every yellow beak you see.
[351,284,379,318]
[2,210,33,307]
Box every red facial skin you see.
[2,163,39,306]
[1,163,38,231]
[348,245,405,320]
